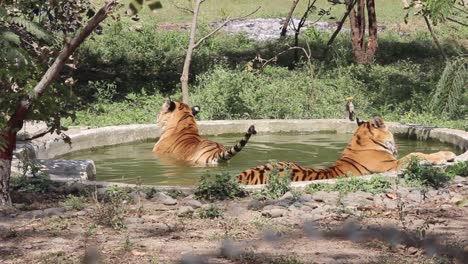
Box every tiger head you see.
[156,99,200,131]
[351,116,398,157]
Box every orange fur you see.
[153,100,256,164]
[237,116,456,185]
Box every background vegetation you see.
[9,0,467,129]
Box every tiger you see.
[153,99,257,164]
[237,116,456,185]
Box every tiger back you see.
[153,99,256,164]
[237,116,456,185]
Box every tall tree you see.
[0,0,118,206]
[176,0,260,104]
[348,0,378,64]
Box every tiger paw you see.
[248,125,257,135]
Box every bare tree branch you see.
[170,0,194,14]
[280,0,300,38]
[193,6,261,49]
[326,0,357,47]
[446,17,468,27]
[423,15,447,61]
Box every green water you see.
[61,133,462,186]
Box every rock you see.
[449,194,464,204]
[96,188,108,199]
[406,190,423,203]
[151,192,178,205]
[340,191,374,209]
[298,194,313,203]
[311,191,339,205]
[407,246,418,255]
[0,205,18,216]
[262,205,286,211]
[129,191,148,203]
[280,191,294,200]
[22,209,44,218]
[184,199,202,209]
[177,206,194,217]
[262,208,288,218]
[65,182,87,195]
[43,207,66,217]
[125,217,144,225]
[452,176,466,184]
[247,199,264,211]
[72,210,87,217]
[302,201,318,209]
[441,204,452,211]
[275,198,294,207]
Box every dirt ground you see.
[1,178,467,264]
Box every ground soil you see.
[1,177,467,264]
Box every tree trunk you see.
[280,0,300,38]
[348,0,377,64]
[365,0,378,63]
[0,160,12,205]
[0,0,117,206]
[181,0,203,105]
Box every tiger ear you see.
[372,116,385,128]
[356,117,365,126]
[167,100,176,112]
[191,106,200,116]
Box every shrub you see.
[194,172,246,201]
[401,158,453,189]
[197,205,223,219]
[256,165,292,200]
[447,161,468,177]
[10,174,55,193]
[305,175,393,194]
[94,186,129,230]
[61,195,85,211]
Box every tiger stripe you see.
[153,100,256,164]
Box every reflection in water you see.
[61,133,461,186]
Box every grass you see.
[116,0,432,27]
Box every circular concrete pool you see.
[18,119,468,188]
[60,132,463,185]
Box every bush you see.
[401,158,453,189]
[191,66,370,120]
[10,174,55,193]
[197,205,223,219]
[94,186,129,230]
[305,175,393,194]
[61,195,85,211]
[447,161,468,177]
[256,165,292,200]
[194,172,246,201]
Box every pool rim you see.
[14,119,468,190]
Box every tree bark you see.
[0,0,117,206]
[365,0,377,63]
[349,0,377,64]
[181,0,203,105]
[280,0,300,38]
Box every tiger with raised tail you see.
[153,99,257,164]
[237,116,456,185]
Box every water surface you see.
[61,133,461,185]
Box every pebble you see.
[177,206,194,217]
[262,208,288,218]
[184,199,202,209]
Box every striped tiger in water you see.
[237,116,456,185]
[153,99,257,164]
